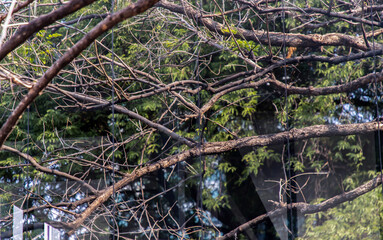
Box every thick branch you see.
[0,0,97,61]
[63,121,382,234]
[240,48,383,89]
[269,72,383,95]
[158,0,373,51]
[0,0,34,24]
[3,65,380,147]
[218,173,383,239]
[199,72,383,115]
[201,122,382,153]
[217,72,383,96]
[0,0,160,148]
[3,65,382,128]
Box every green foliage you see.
[298,172,383,240]
[237,147,280,184]
[203,188,229,211]
[0,0,380,238]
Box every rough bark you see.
[158,0,376,51]
[61,121,382,234]
[0,0,161,148]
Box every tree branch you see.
[253,6,383,27]
[47,86,196,147]
[49,13,108,32]
[62,121,382,234]
[0,0,161,148]
[218,173,383,239]
[0,0,98,61]
[1,145,100,194]
[158,0,375,51]
[0,0,34,24]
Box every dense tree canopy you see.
[0,0,382,239]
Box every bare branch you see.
[158,0,375,51]
[63,120,382,234]
[218,173,383,239]
[0,0,161,148]
[0,0,98,61]
[1,145,100,194]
